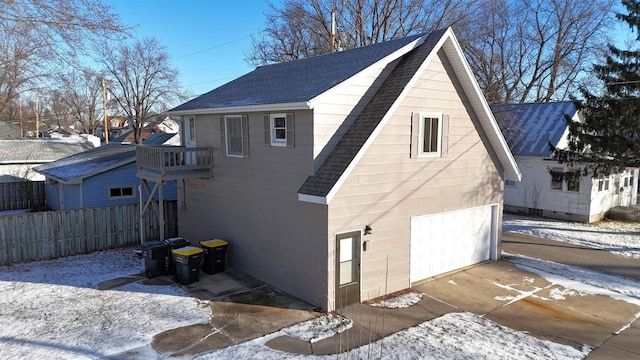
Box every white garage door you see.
[410,205,497,283]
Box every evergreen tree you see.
[554,0,640,176]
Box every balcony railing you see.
[136,145,213,180]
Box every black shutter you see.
[219,116,226,155]
[286,113,295,148]
[264,114,271,146]
[241,114,250,158]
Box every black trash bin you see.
[200,239,228,275]
[172,246,203,285]
[164,237,191,275]
[142,240,169,278]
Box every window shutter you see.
[264,114,271,146]
[286,113,295,148]
[410,112,420,158]
[241,114,250,157]
[441,114,449,156]
[219,116,226,154]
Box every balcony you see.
[136,145,213,182]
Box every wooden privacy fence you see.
[0,201,178,265]
[0,181,45,211]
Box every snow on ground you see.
[283,314,352,343]
[505,253,640,306]
[0,248,211,359]
[195,312,588,360]
[370,291,423,309]
[503,213,640,259]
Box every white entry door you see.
[410,205,497,283]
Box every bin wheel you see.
[146,269,153,279]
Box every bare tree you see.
[53,69,104,134]
[247,0,475,66]
[100,37,186,144]
[249,0,616,104]
[0,0,128,118]
[462,0,616,103]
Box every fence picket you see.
[0,201,178,265]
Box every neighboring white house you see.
[492,101,638,223]
[0,139,95,182]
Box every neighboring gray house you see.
[35,133,178,210]
[137,28,520,311]
[492,102,638,223]
[0,139,95,183]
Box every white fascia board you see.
[308,37,426,107]
[169,102,312,116]
[322,32,450,205]
[298,193,328,205]
[441,29,522,182]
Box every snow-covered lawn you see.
[503,213,640,259]
[0,248,212,359]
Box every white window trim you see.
[108,186,135,200]
[418,112,442,158]
[270,113,287,147]
[225,115,244,158]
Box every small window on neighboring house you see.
[411,112,448,158]
[550,168,564,190]
[597,179,604,192]
[505,180,516,187]
[624,177,629,187]
[222,115,249,157]
[567,170,580,192]
[614,175,621,194]
[604,179,610,191]
[188,116,196,142]
[109,186,135,199]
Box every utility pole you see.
[102,77,109,144]
[19,95,23,138]
[35,95,39,138]
[330,10,336,53]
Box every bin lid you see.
[200,239,228,248]
[142,240,165,248]
[172,246,203,256]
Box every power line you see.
[174,34,255,60]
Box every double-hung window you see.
[420,114,442,156]
[270,113,287,146]
[411,112,446,158]
[225,115,244,157]
[550,168,563,190]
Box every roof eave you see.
[169,101,312,116]
[441,30,522,182]
[297,193,328,205]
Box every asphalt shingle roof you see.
[35,133,177,182]
[298,30,446,197]
[171,34,424,111]
[491,101,577,157]
[0,139,94,163]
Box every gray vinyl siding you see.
[327,51,504,308]
[178,110,330,309]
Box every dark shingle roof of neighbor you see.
[298,29,446,198]
[491,101,577,157]
[0,139,94,163]
[171,34,424,111]
[35,133,177,182]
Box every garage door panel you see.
[410,205,496,283]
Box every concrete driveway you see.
[147,232,640,359]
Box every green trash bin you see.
[200,239,228,275]
[172,246,203,285]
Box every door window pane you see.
[339,237,356,285]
